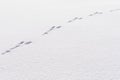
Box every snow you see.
[0,0,120,80]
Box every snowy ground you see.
[0,0,120,80]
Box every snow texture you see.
[0,0,120,80]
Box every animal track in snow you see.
[1,8,120,55]
[1,41,32,55]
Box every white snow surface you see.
[0,0,120,80]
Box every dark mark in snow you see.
[42,32,48,35]
[10,45,20,50]
[67,17,83,23]
[56,26,62,29]
[14,45,20,48]
[94,12,103,14]
[24,41,32,45]
[47,26,56,32]
[42,26,62,35]
[1,50,10,55]
[88,12,103,16]
[88,14,94,16]
[78,17,83,20]
[73,17,79,20]
[50,26,56,30]
[1,41,30,55]
[6,50,10,53]
[68,20,72,23]
[42,26,56,35]
[19,41,25,44]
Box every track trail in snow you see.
[1,8,120,55]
